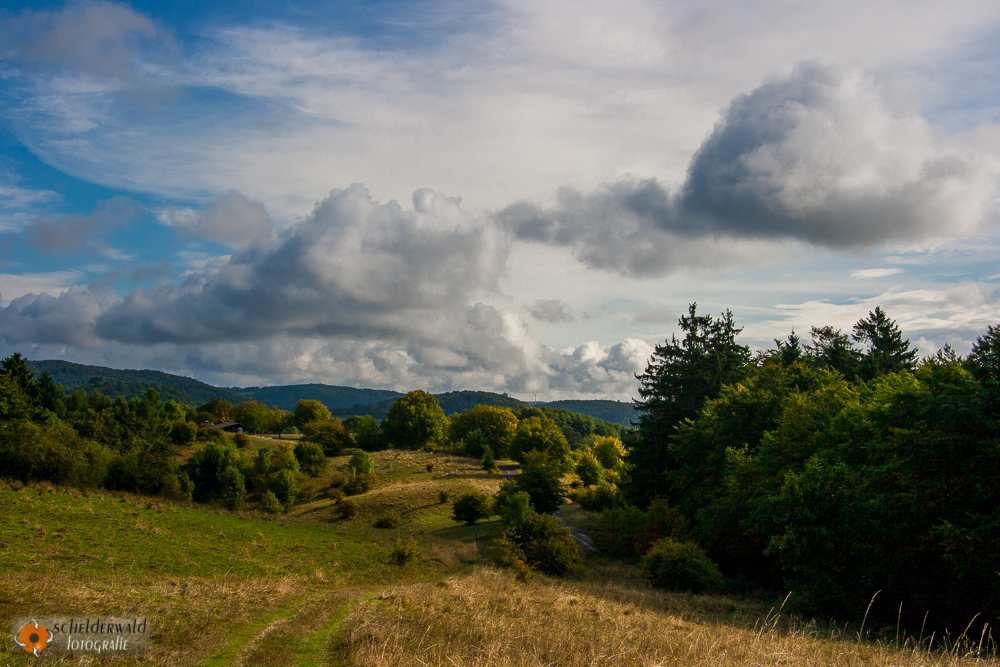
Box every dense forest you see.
[621,304,1000,634]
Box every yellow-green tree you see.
[381,390,447,450]
[449,405,518,458]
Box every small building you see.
[211,422,244,433]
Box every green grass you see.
[0,450,505,666]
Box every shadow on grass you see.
[428,519,503,542]
[437,472,507,480]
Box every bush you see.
[463,429,487,458]
[497,512,582,577]
[294,399,332,429]
[328,470,348,489]
[595,505,646,557]
[170,421,198,446]
[326,486,345,502]
[373,511,403,528]
[481,445,499,473]
[390,537,420,565]
[641,538,723,593]
[232,432,252,448]
[348,450,375,475]
[344,415,381,451]
[510,416,571,471]
[105,449,176,496]
[497,490,533,526]
[574,482,620,511]
[0,422,112,488]
[426,462,434,473]
[452,492,493,525]
[343,471,377,496]
[294,441,327,477]
[575,450,605,486]
[449,405,519,459]
[336,497,360,519]
[260,490,284,514]
[269,468,299,511]
[641,498,687,553]
[184,440,250,504]
[302,419,351,455]
[159,470,193,501]
[219,465,246,510]
[514,451,566,514]
[438,489,452,503]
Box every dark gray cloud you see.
[0,285,118,347]
[498,61,995,276]
[92,185,507,344]
[23,196,142,254]
[681,60,993,246]
[530,299,575,323]
[496,179,749,277]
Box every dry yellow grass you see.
[340,567,998,667]
[1,570,314,665]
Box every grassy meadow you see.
[2,446,997,666]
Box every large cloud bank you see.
[0,185,652,397]
[500,62,996,276]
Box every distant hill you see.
[26,360,246,406]
[23,359,637,427]
[543,400,637,426]
[239,384,403,411]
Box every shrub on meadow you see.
[640,538,723,593]
[452,492,493,525]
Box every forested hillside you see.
[544,399,637,426]
[239,383,402,410]
[23,361,635,425]
[26,359,246,406]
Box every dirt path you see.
[554,509,597,552]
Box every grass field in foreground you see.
[2,448,998,666]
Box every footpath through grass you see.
[4,448,996,667]
[0,450,502,666]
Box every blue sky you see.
[1,0,999,399]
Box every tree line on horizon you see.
[0,358,622,517]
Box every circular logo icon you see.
[15,619,52,657]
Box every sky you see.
[0,0,999,400]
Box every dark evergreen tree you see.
[968,324,1000,383]
[36,371,64,413]
[1,352,38,402]
[805,325,860,379]
[774,330,802,366]
[631,304,750,504]
[852,307,917,380]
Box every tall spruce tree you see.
[968,324,1000,383]
[805,326,860,380]
[630,304,750,504]
[852,307,917,380]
